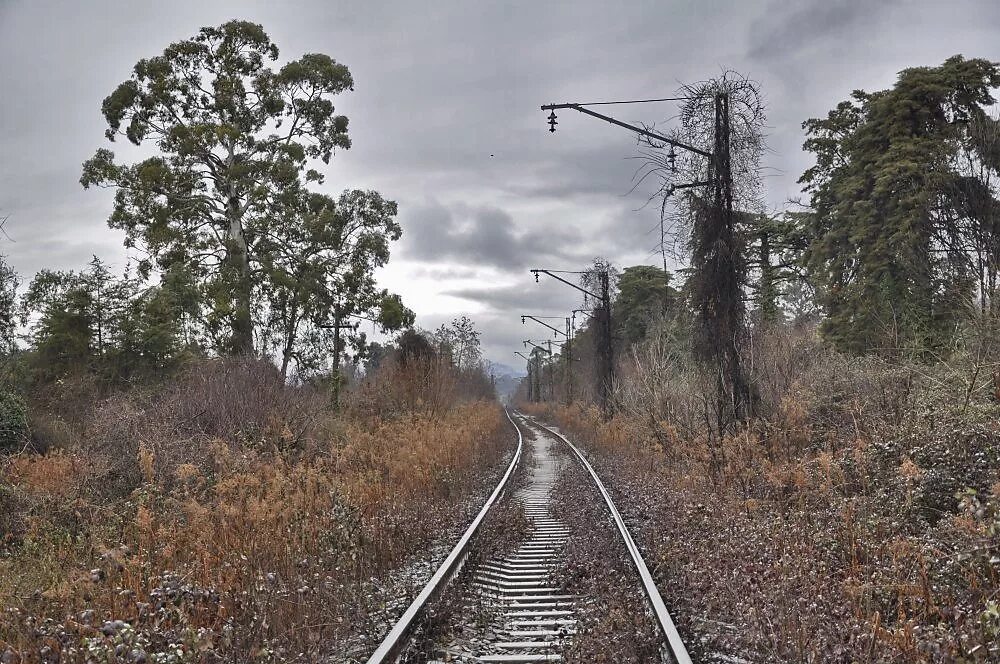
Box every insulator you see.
[547,110,558,132]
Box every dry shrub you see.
[1,359,511,662]
[350,354,458,418]
[349,354,496,421]
[74,358,333,499]
[520,321,1000,662]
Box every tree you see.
[397,328,436,366]
[0,255,18,357]
[21,259,194,383]
[257,189,411,379]
[951,112,1000,313]
[23,267,100,380]
[614,265,679,345]
[743,212,812,324]
[434,316,482,372]
[80,20,355,355]
[801,56,1000,354]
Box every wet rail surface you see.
[364,410,691,664]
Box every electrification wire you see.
[574,96,694,106]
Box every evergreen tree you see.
[22,260,195,384]
[801,56,1000,354]
[613,265,679,345]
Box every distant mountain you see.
[487,360,525,403]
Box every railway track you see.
[364,409,691,663]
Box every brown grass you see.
[0,358,509,662]
[520,325,1000,662]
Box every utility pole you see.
[540,93,748,424]
[522,315,568,402]
[563,316,573,404]
[597,270,613,419]
[317,302,359,409]
[515,351,534,402]
[531,268,614,420]
[523,339,560,402]
[532,350,542,402]
[708,91,748,422]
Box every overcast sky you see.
[2,0,999,368]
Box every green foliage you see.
[736,211,818,325]
[0,388,28,453]
[613,265,678,345]
[258,189,406,379]
[0,254,18,357]
[801,55,1000,354]
[21,258,195,385]
[376,292,416,332]
[80,20,363,356]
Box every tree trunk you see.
[226,201,254,356]
[332,307,343,409]
[279,294,299,381]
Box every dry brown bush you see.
[522,322,1000,662]
[0,358,511,662]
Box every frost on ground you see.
[546,425,665,663]
[335,449,516,662]
[394,428,534,662]
[524,360,1000,663]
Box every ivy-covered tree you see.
[80,20,356,356]
[801,55,1000,354]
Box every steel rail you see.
[364,408,524,663]
[522,414,693,664]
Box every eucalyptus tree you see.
[0,255,17,357]
[260,189,413,379]
[80,20,356,355]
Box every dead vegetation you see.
[1,357,509,662]
[521,323,1000,662]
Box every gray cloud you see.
[2,0,998,365]
[747,0,901,62]
[400,201,593,269]
[444,283,582,314]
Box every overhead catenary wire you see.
[571,96,695,106]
